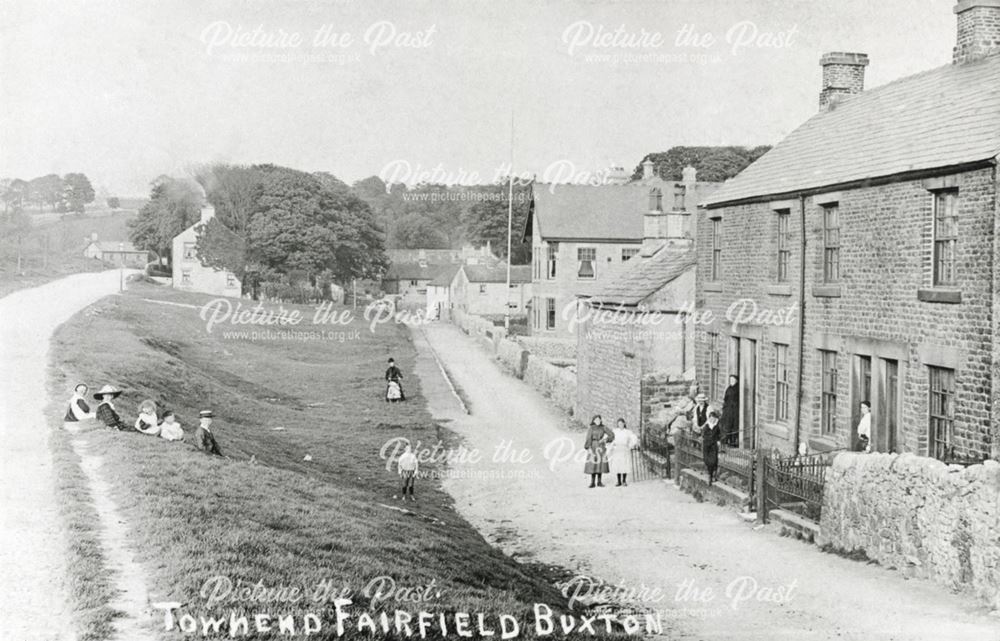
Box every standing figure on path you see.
[135,399,161,436]
[720,375,740,447]
[583,415,615,488]
[396,443,418,502]
[608,418,639,487]
[63,384,95,429]
[856,401,872,452]
[385,357,406,402]
[194,410,223,456]
[93,384,129,431]
[702,411,722,484]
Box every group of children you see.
[64,383,223,456]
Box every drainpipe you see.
[794,194,807,455]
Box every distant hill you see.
[633,146,772,183]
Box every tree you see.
[107,197,121,210]
[391,212,450,249]
[128,176,202,264]
[194,164,389,295]
[63,173,95,214]
[195,164,262,237]
[462,181,532,264]
[28,174,63,212]
[2,179,28,214]
[632,146,772,183]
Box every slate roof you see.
[91,241,144,253]
[428,265,461,287]
[462,264,532,284]
[529,184,652,241]
[584,245,696,307]
[705,55,1000,207]
[384,262,453,281]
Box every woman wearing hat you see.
[94,385,129,431]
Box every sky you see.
[0,0,958,196]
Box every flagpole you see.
[505,110,514,331]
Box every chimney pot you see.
[953,0,1000,64]
[819,52,869,110]
[642,159,655,180]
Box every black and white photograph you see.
[1,1,999,639]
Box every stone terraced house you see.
[695,0,1000,460]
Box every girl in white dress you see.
[135,399,161,436]
[608,418,639,487]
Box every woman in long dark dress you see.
[583,415,615,488]
[385,358,405,402]
[702,411,722,484]
[719,375,740,447]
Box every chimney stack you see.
[641,159,655,181]
[604,164,629,185]
[819,52,869,110]
[682,166,698,184]
[200,203,215,225]
[953,0,1000,64]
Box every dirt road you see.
[412,322,1000,641]
[0,271,127,641]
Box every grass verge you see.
[48,281,615,640]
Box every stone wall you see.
[497,338,529,379]
[515,335,577,361]
[642,375,694,430]
[575,318,642,427]
[524,355,577,415]
[820,452,1000,609]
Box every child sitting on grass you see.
[395,443,418,502]
[158,411,184,441]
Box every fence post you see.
[755,447,767,523]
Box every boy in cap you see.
[194,410,222,456]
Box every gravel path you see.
[412,322,999,641]
[0,271,143,641]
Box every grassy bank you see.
[1,211,138,299]
[48,281,595,640]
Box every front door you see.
[877,358,900,453]
[851,355,872,448]
[739,338,758,449]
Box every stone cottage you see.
[450,264,532,318]
[172,203,241,297]
[695,0,1000,460]
[523,164,718,339]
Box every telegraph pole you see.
[504,110,514,331]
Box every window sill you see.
[812,284,842,298]
[807,436,840,453]
[762,421,790,439]
[766,284,792,297]
[917,288,962,304]
[703,282,724,293]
